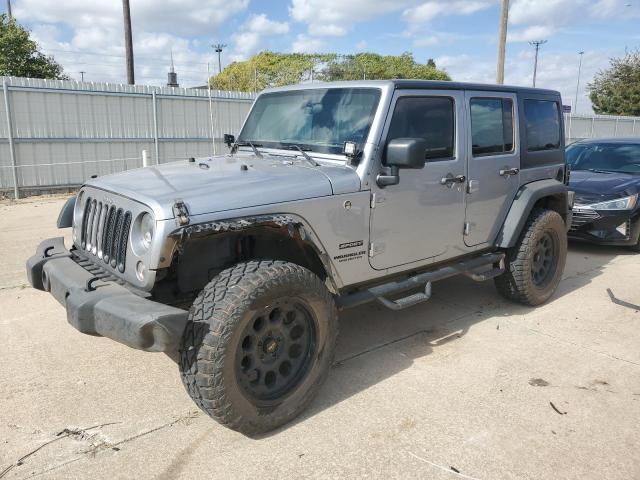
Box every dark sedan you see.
[566,138,640,251]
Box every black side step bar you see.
[337,252,505,310]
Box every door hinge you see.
[370,193,386,209]
[463,222,471,236]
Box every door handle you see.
[440,174,466,186]
[499,167,519,177]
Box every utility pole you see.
[573,51,585,114]
[122,0,135,84]
[529,40,547,87]
[496,0,509,84]
[79,71,86,82]
[6,0,12,18]
[212,43,226,74]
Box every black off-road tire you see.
[179,260,338,435]
[495,209,567,306]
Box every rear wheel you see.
[495,209,567,306]
[179,260,338,435]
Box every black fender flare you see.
[57,196,76,228]
[496,179,569,248]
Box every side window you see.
[386,96,455,162]
[524,99,560,151]
[470,98,514,156]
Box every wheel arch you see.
[169,214,341,294]
[496,179,569,248]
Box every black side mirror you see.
[224,134,235,148]
[377,138,427,187]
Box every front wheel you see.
[179,260,338,435]
[495,209,567,306]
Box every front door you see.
[369,90,467,270]
[464,91,520,246]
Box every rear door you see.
[464,91,520,246]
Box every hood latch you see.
[173,199,190,226]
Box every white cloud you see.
[508,25,554,43]
[308,24,347,36]
[231,14,289,59]
[290,0,413,37]
[291,34,326,53]
[355,40,368,51]
[403,0,494,24]
[14,0,250,36]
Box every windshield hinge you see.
[370,193,376,209]
[173,199,190,226]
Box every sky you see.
[6,0,640,113]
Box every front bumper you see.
[26,237,188,352]
[568,208,640,246]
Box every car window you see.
[386,96,455,161]
[566,143,640,174]
[470,98,514,156]
[524,100,560,152]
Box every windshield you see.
[238,88,381,155]
[566,143,640,174]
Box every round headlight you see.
[140,213,155,249]
[132,212,155,256]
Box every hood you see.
[85,152,361,220]
[569,169,640,204]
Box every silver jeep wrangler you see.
[27,80,572,434]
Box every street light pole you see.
[573,51,585,114]
[496,0,509,84]
[80,71,86,82]
[6,0,12,18]
[529,40,547,87]
[212,43,226,74]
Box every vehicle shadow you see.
[257,242,633,438]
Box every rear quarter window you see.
[524,99,561,152]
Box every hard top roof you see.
[263,79,560,97]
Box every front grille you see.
[80,196,132,273]
[570,207,601,231]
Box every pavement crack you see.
[0,422,120,479]
[24,412,201,478]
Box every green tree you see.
[0,14,67,79]
[211,51,449,92]
[589,49,640,116]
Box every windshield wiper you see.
[234,141,263,158]
[587,168,615,174]
[284,144,319,167]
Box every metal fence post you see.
[2,79,19,199]
[614,118,619,136]
[152,90,160,164]
[590,117,595,138]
